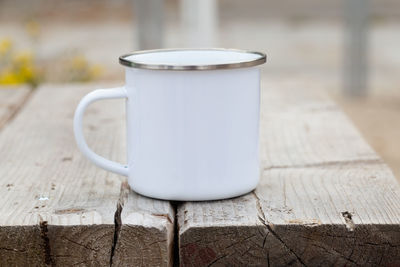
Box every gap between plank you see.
[172,201,181,267]
[109,182,178,267]
[109,181,128,266]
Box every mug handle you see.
[73,87,129,176]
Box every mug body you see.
[124,66,261,200]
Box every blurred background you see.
[0,0,399,180]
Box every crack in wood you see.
[206,254,228,267]
[263,158,383,171]
[348,237,357,262]
[310,243,359,266]
[363,241,400,248]
[0,247,27,253]
[151,213,173,224]
[172,201,180,267]
[240,243,255,256]
[224,234,257,250]
[262,234,268,249]
[39,217,55,266]
[62,236,100,252]
[109,182,127,266]
[252,192,307,267]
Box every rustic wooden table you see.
[0,80,399,266]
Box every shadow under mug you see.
[74,48,266,201]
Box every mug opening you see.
[119,48,266,71]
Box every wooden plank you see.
[0,83,174,266]
[259,79,378,167]
[0,86,38,266]
[0,86,32,129]
[178,79,400,266]
[112,183,174,266]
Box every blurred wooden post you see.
[134,0,164,49]
[180,0,218,47]
[343,0,369,97]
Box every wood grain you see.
[178,79,400,266]
[0,83,174,266]
[112,182,175,266]
[0,86,32,129]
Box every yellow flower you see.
[18,64,34,81]
[0,70,21,85]
[13,51,33,65]
[71,55,88,70]
[0,50,39,86]
[89,64,103,78]
[0,38,12,56]
[66,55,103,82]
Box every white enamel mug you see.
[74,48,266,201]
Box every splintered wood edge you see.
[112,181,175,267]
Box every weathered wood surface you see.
[112,182,174,266]
[0,86,32,129]
[178,80,400,266]
[0,84,174,266]
[1,80,400,266]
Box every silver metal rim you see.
[119,48,266,71]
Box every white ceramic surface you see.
[74,49,265,201]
